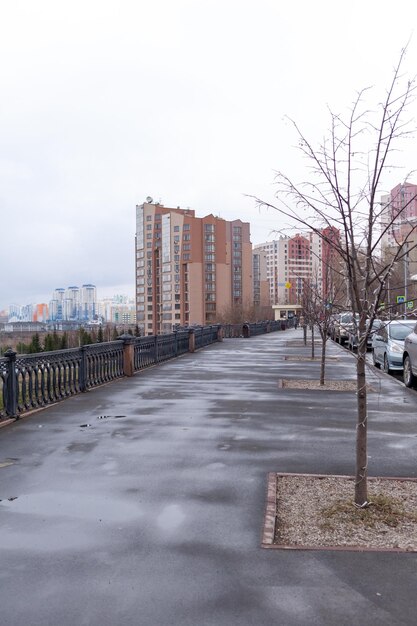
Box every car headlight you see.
[391,343,403,353]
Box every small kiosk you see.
[272,304,303,322]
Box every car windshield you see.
[340,313,353,323]
[389,324,415,341]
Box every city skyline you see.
[1,2,416,310]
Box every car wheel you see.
[403,356,416,388]
[372,349,380,368]
[383,354,391,375]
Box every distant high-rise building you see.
[65,286,81,320]
[135,200,253,334]
[381,182,417,249]
[81,284,97,321]
[50,288,65,321]
[49,285,97,322]
[252,249,270,308]
[254,227,340,305]
[33,303,49,322]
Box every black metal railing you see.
[222,320,285,337]
[194,325,219,350]
[0,321,284,420]
[132,331,190,370]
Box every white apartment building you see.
[254,232,324,305]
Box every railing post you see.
[4,349,18,419]
[119,333,135,377]
[154,335,159,363]
[174,331,178,357]
[217,325,224,342]
[188,328,196,353]
[79,346,87,392]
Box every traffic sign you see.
[396,295,405,304]
[407,301,414,309]
[285,282,292,289]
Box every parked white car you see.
[372,320,416,374]
[402,322,417,387]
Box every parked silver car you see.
[372,320,416,374]
[331,312,355,345]
[347,318,383,351]
[402,322,417,386]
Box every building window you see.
[183,253,190,260]
[174,225,180,232]
[183,224,190,231]
[146,215,152,221]
[183,233,190,241]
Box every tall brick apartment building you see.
[135,201,252,334]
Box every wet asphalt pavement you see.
[1,329,417,626]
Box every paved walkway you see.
[1,329,417,626]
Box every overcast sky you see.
[1,0,417,310]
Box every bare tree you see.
[251,48,417,507]
[301,259,346,385]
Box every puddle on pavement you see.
[0,491,143,522]
[66,442,97,453]
[80,415,126,428]
[97,415,126,420]
[0,459,18,468]
[156,504,186,532]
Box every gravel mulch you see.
[284,356,339,362]
[267,474,417,552]
[280,379,363,391]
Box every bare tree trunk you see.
[320,337,326,385]
[311,325,315,359]
[355,339,368,507]
[303,324,307,345]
